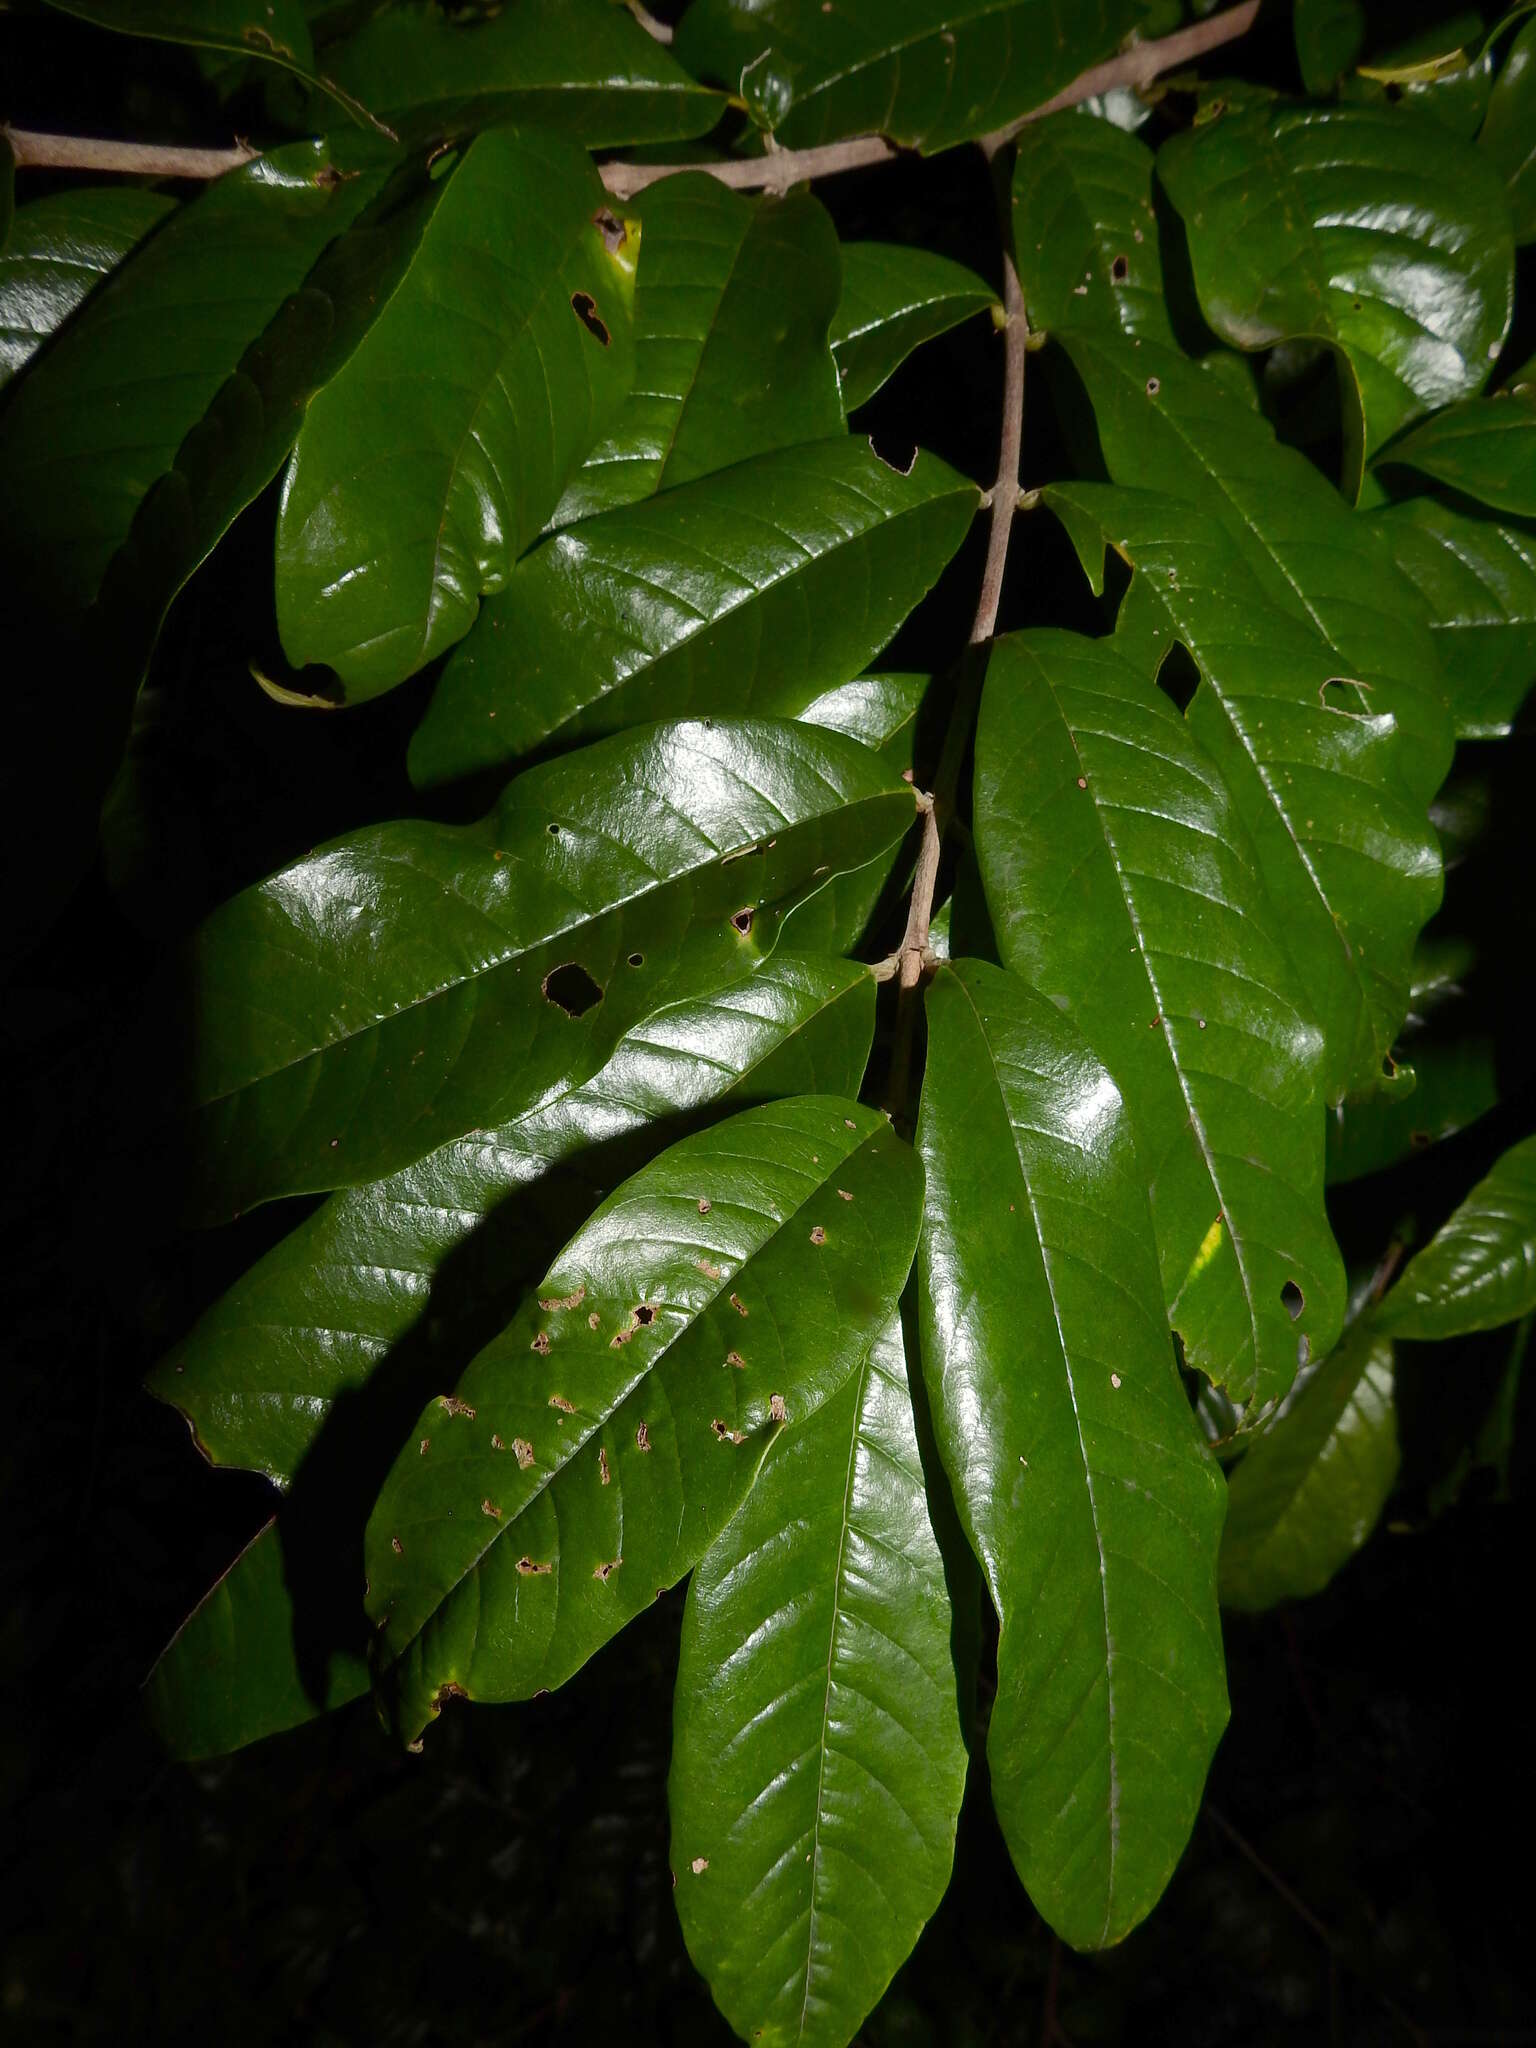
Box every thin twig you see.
[2,2,1261,188]
[624,0,674,44]
[968,246,1027,651]
[2,125,258,179]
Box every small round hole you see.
[628,951,644,968]
[1281,1281,1304,1321]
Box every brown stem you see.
[3,2,1261,187]
[2,125,257,179]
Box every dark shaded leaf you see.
[275,127,639,698]
[0,187,173,391]
[1380,380,1536,517]
[1379,1132,1536,1337]
[1158,103,1515,491]
[1480,13,1536,239]
[917,958,1227,1948]
[1368,494,1536,736]
[554,175,844,528]
[156,718,913,1222]
[831,240,997,412]
[319,0,724,147]
[1220,1319,1398,1610]
[408,439,976,788]
[364,1097,924,1742]
[1293,0,1366,94]
[975,630,1343,1408]
[151,953,875,1486]
[1327,1036,1499,1182]
[672,0,1149,154]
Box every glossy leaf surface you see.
[554,176,844,528]
[1010,111,1172,343]
[671,1319,967,2047]
[1327,1036,1499,1183]
[1050,330,1453,1098]
[917,959,1227,1948]
[672,0,1148,153]
[1368,494,1536,737]
[1481,14,1536,241]
[152,953,874,1487]
[975,631,1343,1407]
[1159,103,1515,487]
[364,1098,924,1742]
[320,0,724,146]
[0,141,389,624]
[831,240,997,412]
[145,1518,370,1761]
[0,188,173,391]
[1379,1133,1536,1338]
[161,718,912,1222]
[275,127,638,698]
[409,439,976,787]
[1382,383,1536,516]
[1219,1319,1398,1611]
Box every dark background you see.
[4,5,1536,2041]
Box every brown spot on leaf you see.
[634,1303,656,1325]
[591,206,627,253]
[438,1395,476,1419]
[769,1394,787,1424]
[726,1351,747,1370]
[691,1857,709,1875]
[731,906,755,936]
[491,1433,505,1451]
[696,1257,723,1279]
[513,1438,535,1468]
[549,1393,576,1413]
[538,1285,585,1312]
[729,1292,748,1317]
[636,1422,651,1452]
[391,1535,404,1556]
[598,1447,611,1486]
[593,1557,622,1582]
[698,1197,712,1214]
[588,1310,601,1329]
[810,1225,827,1246]
[531,1330,552,1355]
[836,1189,853,1202]
[516,1556,552,1576]
[1146,376,1161,396]
[419,1437,431,1456]
[481,1499,502,1519]
[571,290,610,345]
[711,1418,746,1444]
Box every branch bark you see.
[2,1,1261,188]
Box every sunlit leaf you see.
[671,1318,968,2047]
[917,957,1227,1947]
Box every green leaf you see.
[1480,14,1536,240]
[1010,111,1173,344]
[672,0,1149,154]
[1379,1133,1536,1338]
[151,952,875,1487]
[1327,1035,1499,1182]
[274,127,640,699]
[318,0,724,147]
[157,718,914,1222]
[40,0,386,131]
[670,1316,967,2047]
[1293,0,1366,94]
[0,187,174,391]
[0,140,392,628]
[1049,330,1453,1098]
[1367,494,1536,737]
[364,1097,924,1743]
[916,958,1227,1949]
[1219,1319,1398,1611]
[831,240,998,412]
[1158,103,1516,492]
[144,1518,370,1761]
[1379,383,1536,517]
[554,175,845,528]
[408,439,977,789]
[975,630,1344,1408]
[145,952,872,1762]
